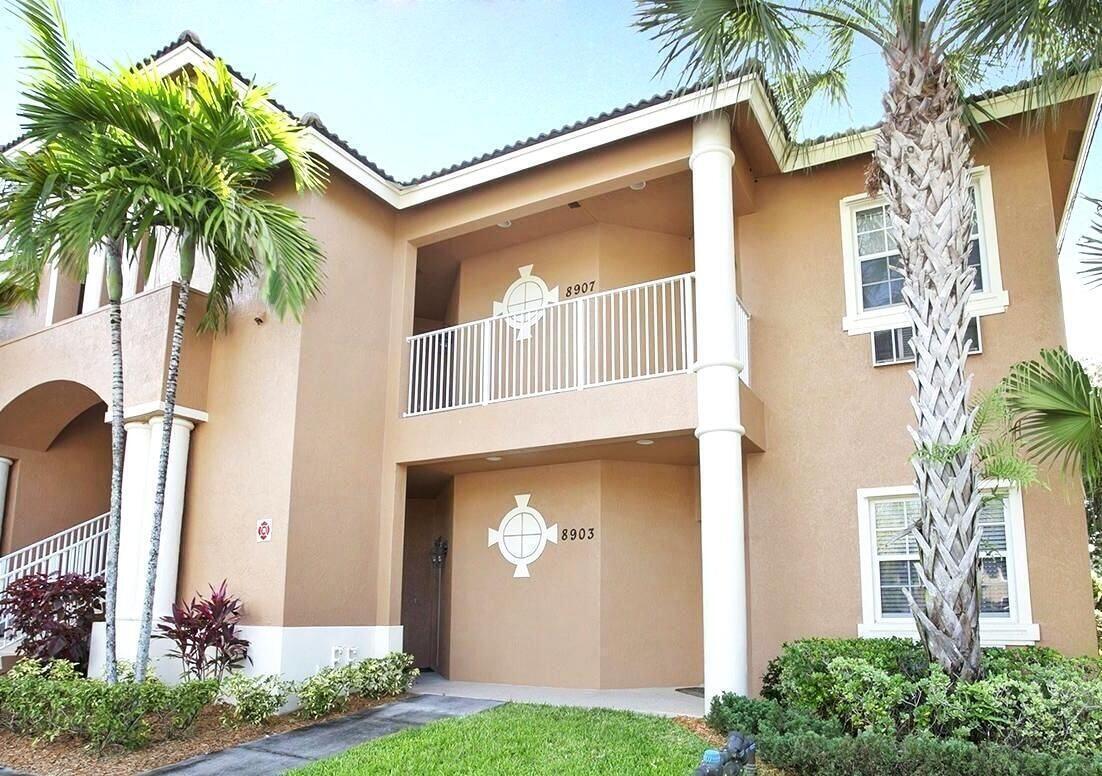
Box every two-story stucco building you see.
[0,33,1098,706]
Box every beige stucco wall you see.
[0,404,110,555]
[738,116,1097,691]
[182,170,401,628]
[281,171,399,627]
[449,222,692,326]
[599,460,703,688]
[444,459,702,688]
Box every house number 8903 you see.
[562,528,595,541]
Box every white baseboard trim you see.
[237,625,405,682]
[88,623,404,684]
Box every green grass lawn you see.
[291,703,709,775]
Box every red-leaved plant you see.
[0,572,104,672]
[155,580,250,681]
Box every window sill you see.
[842,290,1009,336]
[858,619,1040,646]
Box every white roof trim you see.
[11,40,1100,212]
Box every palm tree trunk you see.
[103,238,125,685]
[133,278,189,683]
[873,35,984,681]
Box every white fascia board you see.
[303,128,401,207]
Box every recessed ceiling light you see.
[636,439,654,446]
[629,181,647,191]
[486,455,503,461]
[496,220,512,228]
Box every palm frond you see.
[1080,196,1102,287]
[1003,348,1102,496]
[10,0,77,84]
[0,260,41,315]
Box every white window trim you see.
[856,483,1039,646]
[839,166,1009,335]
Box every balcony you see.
[405,272,749,416]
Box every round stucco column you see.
[144,414,194,621]
[691,111,748,701]
[117,420,152,621]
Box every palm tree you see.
[115,62,327,680]
[3,0,327,682]
[1004,348,1102,544]
[0,1,139,682]
[636,0,1101,680]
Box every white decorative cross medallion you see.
[487,493,558,578]
[493,265,558,341]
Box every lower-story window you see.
[856,484,1039,645]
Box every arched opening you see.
[0,380,110,555]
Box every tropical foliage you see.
[0,572,104,672]
[0,0,328,683]
[636,0,1102,680]
[1004,347,1102,544]
[154,581,251,681]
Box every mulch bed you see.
[675,715,724,747]
[0,694,399,776]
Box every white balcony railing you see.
[0,513,110,651]
[405,272,750,416]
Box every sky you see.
[0,0,1095,357]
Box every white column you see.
[691,112,749,701]
[144,414,194,621]
[116,420,152,622]
[82,246,106,313]
[0,457,12,551]
[94,411,196,676]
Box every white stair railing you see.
[0,513,110,652]
[405,273,751,416]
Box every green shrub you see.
[221,672,291,725]
[752,728,1102,776]
[732,639,1102,763]
[761,637,927,709]
[297,666,352,719]
[0,658,220,750]
[346,652,419,699]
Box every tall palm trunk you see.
[874,36,984,680]
[103,238,125,684]
[134,238,194,682]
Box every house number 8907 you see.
[562,528,595,541]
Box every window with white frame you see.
[856,484,1039,645]
[840,167,1008,334]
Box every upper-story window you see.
[840,166,1008,334]
[856,484,1038,645]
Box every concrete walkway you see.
[146,693,502,775]
[414,672,705,717]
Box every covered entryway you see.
[399,434,708,691]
